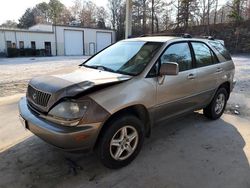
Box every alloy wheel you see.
[215,93,226,115]
[109,125,139,161]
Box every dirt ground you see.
[0,56,87,97]
[0,55,249,188]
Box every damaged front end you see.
[24,68,131,127]
[26,68,131,114]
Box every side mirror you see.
[159,62,179,76]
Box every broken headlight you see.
[48,100,90,126]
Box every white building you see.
[0,24,116,56]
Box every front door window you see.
[160,42,192,72]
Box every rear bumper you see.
[18,97,101,151]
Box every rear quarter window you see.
[208,41,232,61]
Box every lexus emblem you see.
[32,93,37,100]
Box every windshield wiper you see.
[82,64,134,76]
[83,64,117,73]
[115,70,135,76]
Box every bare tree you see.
[0,20,18,28]
[96,6,108,28]
[213,0,218,24]
[150,0,167,33]
[176,0,181,28]
[69,0,108,28]
[220,7,225,23]
[162,6,173,30]
[108,0,123,29]
[107,0,126,39]
[248,0,250,19]
[151,0,155,33]
[142,0,148,32]
[177,0,199,30]
[14,0,250,38]
[206,0,217,34]
[80,1,97,27]
[70,0,82,22]
[228,0,248,22]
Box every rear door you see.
[190,41,220,106]
[154,42,199,123]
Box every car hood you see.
[27,67,131,112]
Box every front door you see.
[154,42,198,123]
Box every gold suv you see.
[19,36,236,169]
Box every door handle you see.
[187,73,196,80]
[216,67,223,73]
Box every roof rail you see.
[139,33,171,37]
[182,33,192,38]
[139,34,151,37]
[203,36,215,40]
[140,33,193,38]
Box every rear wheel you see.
[204,87,228,120]
[97,115,144,169]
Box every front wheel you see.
[204,87,228,120]
[97,115,145,169]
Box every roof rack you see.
[202,36,215,40]
[139,33,170,37]
[139,33,193,38]
[182,33,192,38]
[139,34,152,37]
[139,33,217,41]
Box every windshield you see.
[83,41,163,76]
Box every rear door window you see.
[191,42,217,68]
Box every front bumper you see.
[18,97,101,151]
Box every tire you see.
[97,115,145,169]
[204,87,228,120]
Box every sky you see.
[0,0,108,24]
[0,0,229,25]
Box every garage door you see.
[64,30,84,56]
[97,32,112,52]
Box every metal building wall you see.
[55,26,116,56]
[0,31,5,54]
[0,25,116,57]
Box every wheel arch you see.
[218,81,231,100]
[94,104,152,149]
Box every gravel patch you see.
[0,56,88,97]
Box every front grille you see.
[27,85,51,107]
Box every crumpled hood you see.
[27,67,131,112]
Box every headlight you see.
[48,100,90,126]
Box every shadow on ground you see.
[0,113,249,188]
